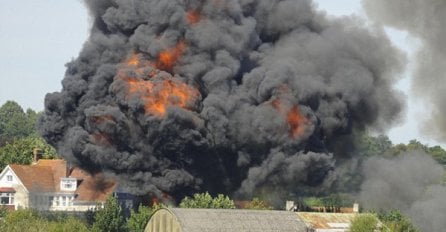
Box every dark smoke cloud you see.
[39,0,405,201]
[361,0,446,142]
[359,151,446,232]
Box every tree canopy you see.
[349,214,379,232]
[179,192,236,209]
[92,195,127,232]
[0,136,57,170]
[0,101,39,145]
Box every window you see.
[6,175,12,181]
[49,196,54,207]
[60,178,77,191]
[64,182,72,189]
[0,193,14,205]
[62,196,66,206]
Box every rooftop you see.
[150,208,307,232]
[297,212,357,230]
[8,159,116,202]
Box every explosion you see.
[39,0,404,203]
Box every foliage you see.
[0,101,39,145]
[92,195,127,232]
[302,194,354,212]
[244,198,273,210]
[0,136,57,170]
[303,197,324,207]
[127,204,162,232]
[349,214,379,232]
[378,210,419,232]
[0,209,89,232]
[385,140,446,165]
[0,205,8,218]
[356,134,393,157]
[0,209,45,232]
[46,216,90,232]
[179,192,235,209]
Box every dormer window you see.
[60,178,77,191]
[6,175,12,182]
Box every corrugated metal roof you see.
[297,212,357,230]
[167,208,307,232]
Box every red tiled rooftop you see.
[9,159,116,202]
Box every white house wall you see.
[0,166,28,210]
[0,167,21,186]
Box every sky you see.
[0,0,441,146]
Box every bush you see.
[127,204,162,232]
[179,192,235,209]
[91,195,127,232]
[350,214,378,232]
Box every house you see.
[0,156,123,212]
[144,208,307,232]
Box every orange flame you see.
[126,53,140,67]
[271,99,312,138]
[117,40,197,118]
[186,10,202,25]
[287,106,311,138]
[156,41,186,72]
[124,78,198,117]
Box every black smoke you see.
[361,0,446,142]
[39,0,404,202]
[359,151,446,232]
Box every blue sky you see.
[0,0,440,146]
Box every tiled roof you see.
[165,208,307,232]
[10,164,55,192]
[297,212,357,229]
[9,159,116,202]
[70,169,116,202]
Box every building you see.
[297,212,358,232]
[144,208,307,232]
[0,158,119,211]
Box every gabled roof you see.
[70,168,116,202]
[7,159,116,202]
[9,164,55,192]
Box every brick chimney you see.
[32,148,43,164]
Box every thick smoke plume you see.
[359,151,446,232]
[361,0,446,142]
[39,0,404,202]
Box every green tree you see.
[356,134,393,157]
[244,198,273,210]
[0,209,47,232]
[349,214,379,232]
[92,195,127,232]
[0,136,57,170]
[0,209,89,232]
[127,204,162,232]
[378,210,419,232]
[0,101,39,145]
[179,192,235,209]
[47,216,90,232]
